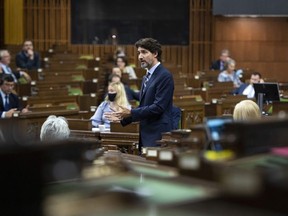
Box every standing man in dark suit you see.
[106,38,174,150]
[210,49,230,71]
[15,39,41,70]
[0,74,29,118]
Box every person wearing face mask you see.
[90,81,131,129]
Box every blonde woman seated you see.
[90,81,131,129]
[40,115,70,142]
[233,100,261,121]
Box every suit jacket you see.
[210,59,225,71]
[15,50,41,70]
[121,64,174,147]
[0,93,22,117]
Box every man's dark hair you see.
[135,38,162,62]
[0,74,14,85]
[251,71,262,78]
[23,39,33,45]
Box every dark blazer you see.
[210,59,225,71]
[121,64,174,148]
[15,50,41,70]
[233,83,249,95]
[0,93,22,117]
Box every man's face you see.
[23,41,33,52]
[250,75,261,84]
[1,81,14,94]
[137,47,157,69]
[220,53,229,62]
[1,51,11,65]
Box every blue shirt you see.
[90,101,113,129]
[90,101,131,129]
[217,71,242,87]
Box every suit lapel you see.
[140,64,161,103]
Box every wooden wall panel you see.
[214,17,288,82]
[4,0,24,44]
[0,0,4,47]
[24,0,70,51]
[20,0,213,78]
[189,0,214,75]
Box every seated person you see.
[40,115,70,142]
[233,100,261,121]
[90,81,131,129]
[116,56,137,79]
[111,66,122,77]
[109,73,139,101]
[0,74,29,118]
[0,49,31,83]
[233,72,263,98]
[15,39,41,70]
[113,46,126,61]
[217,58,242,88]
[210,49,230,71]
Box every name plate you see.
[159,150,173,161]
[147,149,158,157]
[179,154,200,170]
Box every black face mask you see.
[108,93,117,102]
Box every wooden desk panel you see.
[100,132,139,154]
[16,110,80,141]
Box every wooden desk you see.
[100,131,139,154]
[14,110,80,140]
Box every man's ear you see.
[153,51,158,58]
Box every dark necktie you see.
[143,72,151,91]
[4,95,9,111]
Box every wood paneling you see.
[4,0,24,44]
[6,0,288,82]
[19,0,214,79]
[0,0,4,47]
[24,0,70,51]
[214,17,288,82]
[189,0,214,74]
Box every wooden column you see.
[189,0,213,76]
[4,0,24,44]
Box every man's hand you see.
[21,71,32,83]
[5,108,17,118]
[104,105,132,122]
[27,49,34,59]
[21,105,30,113]
[114,105,131,119]
[104,112,121,122]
